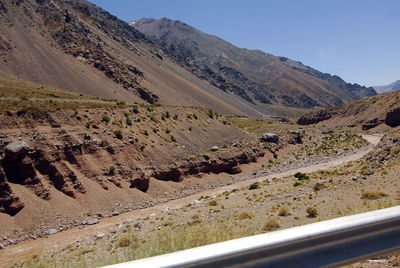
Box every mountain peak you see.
[374,80,400,94]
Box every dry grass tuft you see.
[278,207,291,216]
[237,211,252,220]
[263,218,280,231]
[361,191,389,200]
[306,207,318,218]
[208,200,218,206]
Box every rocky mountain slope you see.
[131,18,375,110]
[297,90,400,131]
[374,80,400,94]
[0,0,263,117]
[278,57,377,97]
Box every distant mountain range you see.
[131,18,376,110]
[374,80,400,94]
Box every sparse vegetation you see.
[102,115,110,123]
[361,191,388,200]
[126,118,132,126]
[208,200,218,206]
[207,109,214,119]
[249,182,259,190]
[237,211,252,220]
[294,172,310,181]
[306,207,318,218]
[114,129,123,139]
[263,218,280,231]
[170,135,176,142]
[278,207,290,216]
[109,165,115,175]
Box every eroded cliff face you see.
[0,106,258,216]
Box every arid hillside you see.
[297,91,400,131]
[0,0,263,117]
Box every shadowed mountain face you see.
[131,18,376,109]
[374,80,400,94]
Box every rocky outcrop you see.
[153,168,182,182]
[297,110,333,125]
[362,118,384,131]
[4,141,30,161]
[130,176,150,192]
[30,0,159,103]
[260,133,279,143]
[31,150,81,198]
[2,141,50,200]
[0,168,24,216]
[385,107,400,127]
[288,131,304,144]
[150,149,263,185]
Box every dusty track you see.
[0,134,382,267]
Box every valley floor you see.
[3,133,400,267]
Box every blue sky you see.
[88,0,400,87]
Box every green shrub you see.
[173,114,178,120]
[249,182,259,190]
[102,115,110,123]
[193,113,198,120]
[293,182,301,187]
[171,135,176,142]
[313,183,325,191]
[165,128,171,134]
[132,106,139,114]
[109,165,115,175]
[294,172,310,181]
[114,130,123,139]
[144,130,149,136]
[165,111,170,118]
[207,109,214,119]
[126,118,132,126]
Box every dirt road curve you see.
[0,134,382,267]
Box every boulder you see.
[288,131,303,144]
[45,229,58,236]
[210,146,219,152]
[5,141,30,160]
[260,133,279,143]
[86,218,99,225]
[385,107,400,127]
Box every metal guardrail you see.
[107,206,400,267]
